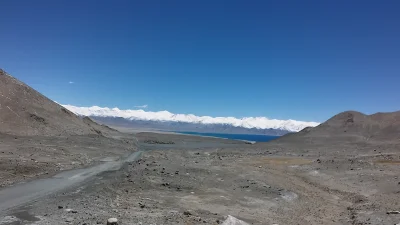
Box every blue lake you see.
[177,131,280,142]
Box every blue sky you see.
[1,0,400,122]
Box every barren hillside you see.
[0,69,112,136]
[275,110,400,143]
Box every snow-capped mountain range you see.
[62,105,319,132]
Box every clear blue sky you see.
[1,0,399,122]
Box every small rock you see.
[107,218,118,225]
[221,215,249,225]
[65,217,74,222]
[387,210,400,214]
[183,210,192,216]
[58,206,64,209]
[71,210,78,213]
[65,208,72,212]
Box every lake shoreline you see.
[174,131,280,142]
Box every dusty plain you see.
[1,131,399,225]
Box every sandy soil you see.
[1,132,399,225]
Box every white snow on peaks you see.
[62,104,320,132]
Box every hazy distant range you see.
[90,116,292,136]
[63,105,320,136]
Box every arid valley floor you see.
[1,130,400,225]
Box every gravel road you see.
[0,151,142,213]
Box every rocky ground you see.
[2,132,399,225]
[0,133,137,188]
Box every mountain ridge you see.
[89,116,290,136]
[63,104,319,132]
[276,110,400,142]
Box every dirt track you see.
[0,151,142,213]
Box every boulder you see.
[221,215,249,225]
[107,218,118,225]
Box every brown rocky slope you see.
[0,69,112,136]
[275,110,400,143]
